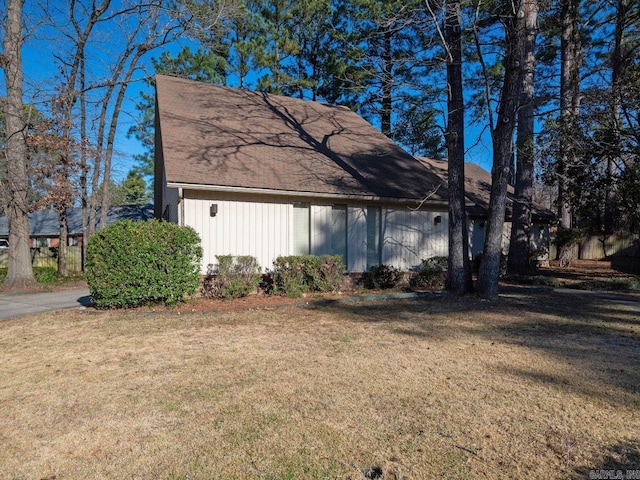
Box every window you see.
[292,202,310,255]
[331,204,347,264]
[367,206,381,268]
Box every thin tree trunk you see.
[444,0,472,294]
[58,208,68,276]
[1,0,38,290]
[558,0,581,230]
[381,26,393,137]
[99,48,148,229]
[604,0,627,235]
[477,0,528,299]
[508,0,538,273]
[80,57,88,270]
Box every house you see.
[0,204,154,248]
[418,158,553,259]
[154,75,552,274]
[154,75,454,274]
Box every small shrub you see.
[273,256,308,297]
[368,264,403,290]
[305,255,345,293]
[272,255,345,297]
[86,220,202,308]
[411,256,447,289]
[203,255,261,299]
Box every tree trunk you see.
[58,209,68,276]
[477,0,528,299]
[508,0,538,273]
[558,0,581,230]
[604,0,627,235]
[444,0,472,294]
[381,26,393,137]
[99,48,148,229]
[1,0,39,290]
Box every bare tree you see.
[1,0,39,290]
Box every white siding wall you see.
[347,206,367,272]
[311,204,332,256]
[182,189,450,273]
[382,208,448,270]
[183,190,291,274]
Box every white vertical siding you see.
[381,208,448,271]
[182,189,452,273]
[311,204,331,256]
[183,190,290,273]
[348,206,367,272]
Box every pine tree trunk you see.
[604,0,627,235]
[1,0,38,290]
[444,0,472,294]
[508,0,538,273]
[477,0,528,299]
[558,0,581,230]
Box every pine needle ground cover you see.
[1,288,638,479]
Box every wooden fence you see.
[549,233,640,260]
[0,246,83,272]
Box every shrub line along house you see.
[154,75,552,274]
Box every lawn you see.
[0,287,638,479]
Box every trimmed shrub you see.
[272,255,345,297]
[273,255,308,298]
[203,255,261,299]
[411,256,447,289]
[86,220,202,308]
[368,264,403,290]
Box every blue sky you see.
[2,1,496,189]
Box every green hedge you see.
[86,220,202,308]
[272,255,344,297]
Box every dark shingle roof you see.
[0,204,154,236]
[417,157,554,221]
[155,75,448,203]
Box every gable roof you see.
[417,157,554,221]
[155,75,448,204]
[0,204,154,237]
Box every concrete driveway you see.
[0,288,92,320]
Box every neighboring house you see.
[154,75,553,274]
[419,157,553,259]
[0,204,154,248]
[155,75,454,274]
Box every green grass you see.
[0,267,85,286]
